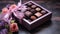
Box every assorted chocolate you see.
[31,5,37,8]
[24,2,48,22]
[35,12,42,17]
[30,16,37,20]
[27,2,32,6]
[36,8,41,11]
[41,10,47,14]
[27,7,31,10]
[25,11,32,17]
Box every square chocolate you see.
[25,11,32,17]
[35,7,41,11]
[35,12,42,17]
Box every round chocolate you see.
[27,7,31,10]
[25,11,32,16]
[31,9,35,12]
[41,10,46,14]
[36,8,41,11]
[27,2,32,6]
[30,16,37,20]
[31,9,36,13]
[31,5,36,8]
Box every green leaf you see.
[11,20,15,23]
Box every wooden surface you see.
[0,0,60,34]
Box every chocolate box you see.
[19,1,52,30]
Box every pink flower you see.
[2,7,9,14]
[10,23,19,32]
[9,4,17,11]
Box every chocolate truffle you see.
[27,2,32,6]
[31,9,36,12]
[27,7,31,10]
[35,12,42,17]
[30,16,37,20]
[31,5,36,8]
[36,8,41,11]
[25,11,32,16]
[41,10,46,14]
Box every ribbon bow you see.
[1,0,27,25]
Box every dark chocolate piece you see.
[30,9,36,13]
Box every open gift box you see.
[15,1,52,30]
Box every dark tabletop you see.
[0,0,60,34]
